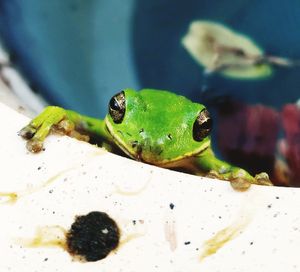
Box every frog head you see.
[105,88,212,165]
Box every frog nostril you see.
[131,140,138,148]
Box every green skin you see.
[19,88,272,190]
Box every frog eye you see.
[193,109,212,141]
[109,91,126,123]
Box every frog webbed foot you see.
[205,168,252,191]
[231,170,273,190]
[19,106,77,153]
[205,168,273,191]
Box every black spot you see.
[66,211,120,262]
[139,128,144,133]
[184,241,191,245]
[167,134,172,140]
[131,141,138,148]
[169,203,175,210]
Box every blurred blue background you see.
[0,0,299,117]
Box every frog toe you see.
[18,125,37,139]
[230,177,251,191]
[205,170,221,179]
[26,139,44,153]
[51,119,75,135]
[254,172,273,186]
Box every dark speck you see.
[250,241,254,245]
[66,211,120,262]
[49,189,53,194]
[267,204,272,209]
[139,128,144,133]
[218,216,222,219]
[184,241,191,245]
[169,203,175,210]
[167,134,172,140]
[132,220,136,225]
[37,166,42,170]
[126,132,132,137]
[43,258,48,262]
[276,196,280,200]
[131,141,138,148]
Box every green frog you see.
[19,89,272,190]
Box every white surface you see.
[0,102,299,271]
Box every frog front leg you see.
[19,106,113,152]
[195,148,273,190]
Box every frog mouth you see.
[105,117,211,166]
[105,118,164,163]
[105,117,141,161]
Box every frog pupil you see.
[110,98,119,111]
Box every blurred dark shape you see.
[216,99,280,180]
[281,104,300,186]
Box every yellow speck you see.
[117,233,144,250]
[0,192,18,204]
[19,225,67,249]
[200,221,248,261]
